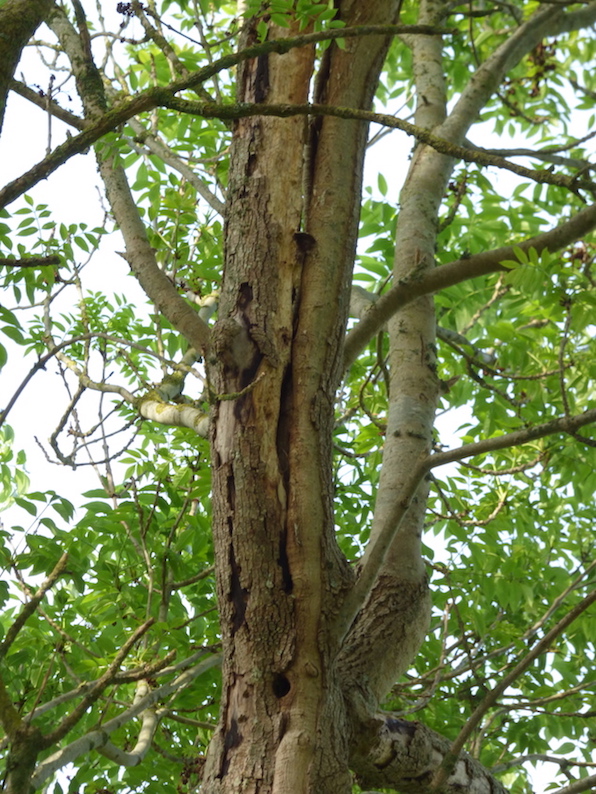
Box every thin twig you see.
[430,589,596,789]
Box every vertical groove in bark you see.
[274,0,403,775]
[204,20,324,792]
[206,2,400,789]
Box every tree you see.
[1,0,596,792]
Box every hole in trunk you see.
[272,674,291,698]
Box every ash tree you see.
[1,0,596,792]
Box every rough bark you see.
[0,0,54,134]
[203,2,401,791]
[350,714,509,794]
[202,19,329,793]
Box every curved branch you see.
[4,83,594,210]
[0,331,203,431]
[441,1,596,144]
[343,201,596,368]
[96,681,157,767]
[336,407,596,644]
[30,653,221,788]
[137,399,209,436]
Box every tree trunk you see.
[203,3,400,791]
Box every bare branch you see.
[0,255,61,267]
[429,407,596,470]
[0,329,207,431]
[9,78,85,130]
[492,753,596,775]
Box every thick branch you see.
[335,455,429,644]
[343,201,596,368]
[137,398,209,436]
